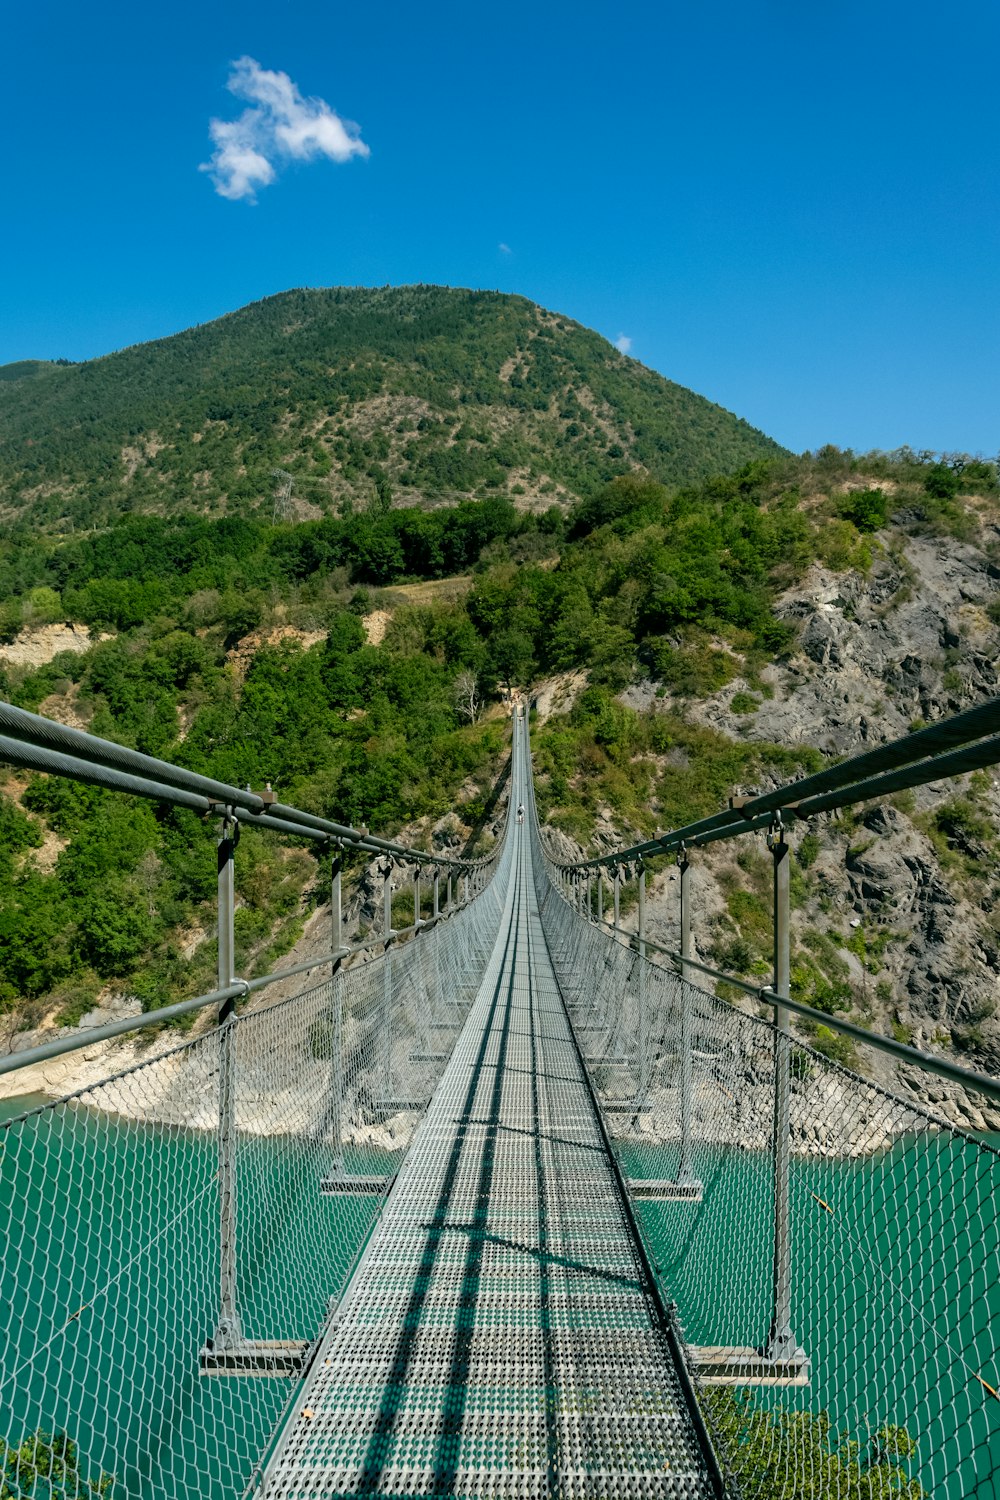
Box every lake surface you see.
[631,1131,1000,1499]
[0,1092,397,1500]
[1,1095,997,1498]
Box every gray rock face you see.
[592,525,1000,1122]
[671,535,999,756]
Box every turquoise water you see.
[1,1094,997,1497]
[0,1093,396,1499]
[630,1132,1000,1499]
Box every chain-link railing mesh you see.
[532,851,1000,1499]
[0,861,510,1500]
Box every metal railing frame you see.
[585,921,1000,1109]
[531,695,1000,1379]
[549,694,1000,871]
[0,697,509,1363]
[0,700,493,871]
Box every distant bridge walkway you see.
[261,724,719,1497]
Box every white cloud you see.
[498,242,512,255]
[201,57,369,202]
[614,334,633,355]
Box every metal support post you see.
[216,813,241,1350]
[463,870,470,903]
[597,874,603,925]
[331,846,343,954]
[585,872,592,922]
[447,871,453,909]
[637,862,646,961]
[614,864,621,935]
[764,815,802,1365]
[676,847,698,1191]
[382,860,394,1092]
[383,860,394,939]
[203,813,318,1374]
[636,861,650,1099]
[431,866,441,1018]
[414,865,421,928]
[330,847,344,1174]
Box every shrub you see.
[796,832,821,868]
[839,488,888,532]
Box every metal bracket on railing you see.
[205,801,240,826]
[765,812,785,851]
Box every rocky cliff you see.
[542,507,1000,1131]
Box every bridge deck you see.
[262,754,717,1497]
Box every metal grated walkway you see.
[261,734,720,1498]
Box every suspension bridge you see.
[0,697,998,1498]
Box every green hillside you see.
[2,441,995,1039]
[2,284,995,1064]
[0,360,62,385]
[0,285,783,529]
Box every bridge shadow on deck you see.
[352,848,564,1495]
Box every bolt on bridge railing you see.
[0,702,514,1498]
[528,698,1000,1499]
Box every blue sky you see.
[3,0,997,456]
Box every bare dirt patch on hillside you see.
[362,609,392,646]
[37,685,91,730]
[533,670,588,721]
[0,623,110,670]
[390,575,473,606]
[227,625,327,680]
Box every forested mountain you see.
[1,436,998,1082]
[0,285,782,529]
[0,282,997,1113]
[0,360,64,385]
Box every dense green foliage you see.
[707,1391,923,1498]
[0,610,506,1024]
[1,1428,112,1498]
[531,686,821,842]
[0,498,544,642]
[0,360,68,385]
[0,285,783,530]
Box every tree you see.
[1,1428,113,1498]
[705,1391,924,1499]
[840,488,888,532]
[453,669,480,724]
[218,589,265,647]
[25,587,63,625]
[76,890,156,978]
[486,628,536,693]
